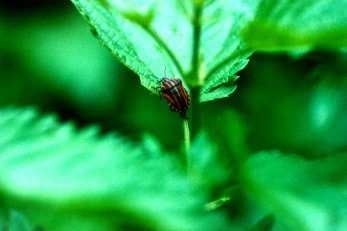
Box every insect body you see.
[160,78,190,119]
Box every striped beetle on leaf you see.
[159,78,190,119]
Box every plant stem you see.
[183,2,203,174]
[189,3,203,140]
[191,6,202,80]
[183,119,191,168]
[190,87,201,139]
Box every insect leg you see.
[180,111,188,119]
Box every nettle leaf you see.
[71,0,192,92]
[0,107,232,231]
[200,86,237,102]
[71,0,252,101]
[200,59,249,102]
[241,151,347,231]
[198,0,252,101]
[242,0,347,51]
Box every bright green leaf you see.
[242,0,347,51]
[0,107,232,231]
[201,59,248,94]
[71,0,191,92]
[204,197,231,211]
[200,58,249,102]
[241,151,347,231]
[188,131,230,191]
[200,85,237,102]
[197,0,252,84]
[71,0,251,100]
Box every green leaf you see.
[0,107,232,231]
[71,0,251,100]
[200,59,249,102]
[200,85,237,102]
[204,197,231,211]
[201,59,248,94]
[242,0,347,51]
[188,131,230,192]
[71,0,190,92]
[241,151,347,231]
[0,209,31,231]
[249,214,275,231]
[197,0,252,84]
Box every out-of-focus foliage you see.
[1,0,347,231]
[0,209,30,231]
[0,107,232,231]
[188,131,230,193]
[233,53,347,156]
[242,151,347,231]
[0,5,119,117]
[241,0,347,51]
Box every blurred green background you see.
[1,0,347,156]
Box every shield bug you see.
[159,78,190,119]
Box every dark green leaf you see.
[249,214,275,231]
[241,151,347,231]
